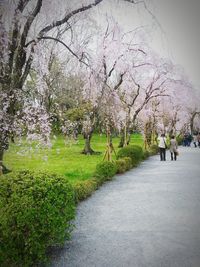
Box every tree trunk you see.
[0,147,11,175]
[103,127,116,161]
[118,132,124,148]
[82,133,95,155]
[190,114,195,135]
[118,114,131,148]
[118,129,131,148]
[144,120,153,148]
[0,149,3,175]
[0,127,12,174]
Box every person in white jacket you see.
[157,133,167,161]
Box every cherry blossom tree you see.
[184,90,200,134]
[137,99,161,148]
[116,54,176,147]
[80,19,149,154]
[161,74,200,136]
[1,0,155,170]
[143,72,200,142]
[0,0,103,172]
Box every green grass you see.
[4,133,144,183]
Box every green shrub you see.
[115,159,127,174]
[149,144,159,155]
[123,157,132,170]
[73,179,98,203]
[117,145,143,166]
[176,135,183,145]
[95,161,117,184]
[0,170,75,267]
[143,150,150,159]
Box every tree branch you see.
[25,36,90,67]
[124,0,164,33]
[38,0,103,37]
[20,0,43,47]
[8,1,31,74]
[114,72,126,90]
[19,46,35,88]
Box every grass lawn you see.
[4,133,144,183]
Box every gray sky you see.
[95,0,200,90]
[151,0,200,90]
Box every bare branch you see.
[133,62,152,68]
[20,0,43,47]
[38,0,103,37]
[19,46,34,87]
[17,0,31,11]
[124,0,164,33]
[25,36,90,67]
[8,1,31,73]
[148,93,169,102]
[108,55,124,77]
[130,86,140,107]
[114,72,126,90]
[103,55,107,80]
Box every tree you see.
[117,55,174,147]
[80,18,148,154]
[0,0,103,172]
[0,0,156,170]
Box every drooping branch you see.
[38,0,103,38]
[25,36,90,67]
[147,93,169,102]
[124,0,164,33]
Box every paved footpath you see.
[51,147,200,267]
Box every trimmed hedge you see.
[0,144,151,266]
[0,170,75,267]
[117,145,143,166]
[73,179,98,203]
[142,150,150,159]
[95,161,117,185]
[123,157,132,170]
[115,159,127,174]
[149,144,159,155]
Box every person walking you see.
[188,133,192,146]
[158,133,167,161]
[193,133,198,147]
[183,133,188,146]
[169,135,178,161]
[197,133,200,148]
